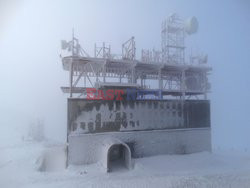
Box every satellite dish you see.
[185,17,199,35]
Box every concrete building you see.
[61,14,212,172]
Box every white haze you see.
[0,0,249,150]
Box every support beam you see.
[103,65,106,83]
[158,69,163,90]
[181,69,186,100]
[84,72,86,87]
[131,67,136,83]
[69,61,73,98]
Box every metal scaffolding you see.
[60,15,211,100]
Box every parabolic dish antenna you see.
[185,16,199,35]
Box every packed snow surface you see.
[1,141,250,188]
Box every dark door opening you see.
[107,144,129,172]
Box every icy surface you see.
[1,141,250,188]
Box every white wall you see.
[68,128,211,165]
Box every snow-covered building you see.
[61,14,212,172]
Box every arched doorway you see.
[107,143,131,172]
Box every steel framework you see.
[60,15,211,100]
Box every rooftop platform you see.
[60,15,212,99]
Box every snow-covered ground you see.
[1,141,250,188]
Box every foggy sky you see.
[0,0,250,150]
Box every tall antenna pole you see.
[72,28,75,56]
[69,28,75,98]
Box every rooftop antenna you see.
[161,14,199,64]
[72,28,74,56]
[61,28,89,57]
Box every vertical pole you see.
[181,69,186,127]
[109,45,111,58]
[158,68,163,100]
[158,69,163,89]
[181,69,185,100]
[84,72,86,87]
[204,72,207,100]
[122,44,124,59]
[103,64,106,83]
[69,61,73,98]
[94,43,96,58]
[72,28,74,56]
[131,67,136,83]
[103,42,105,58]
[132,37,135,60]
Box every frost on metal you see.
[60,14,212,172]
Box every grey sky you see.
[0,0,249,149]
